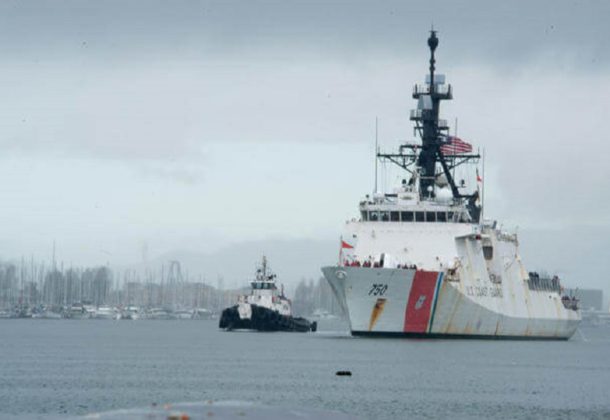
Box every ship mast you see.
[416,30,451,197]
[376,30,481,222]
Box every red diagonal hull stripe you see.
[404,271,439,333]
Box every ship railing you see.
[410,109,423,120]
[526,273,562,293]
[410,109,439,121]
[412,84,452,96]
[413,84,430,95]
[435,84,452,95]
[413,84,452,96]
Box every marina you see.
[0,257,339,322]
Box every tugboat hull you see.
[219,304,316,332]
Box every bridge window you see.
[391,211,400,222]
[380,211,390,222]
[448,212,455,222]
[369,211,379,221]
[361,211,368,221]
[437,212,447,222]
[401,211,414,222]
[415,211,425,222]
[426,212,437,222]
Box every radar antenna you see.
[376,31,481,222]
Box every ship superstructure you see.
[322,31,580,339]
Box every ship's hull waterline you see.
[219,304,317,333]
[322,266,580,340]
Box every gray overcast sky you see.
[0,1,609,291]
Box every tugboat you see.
[219,257,317,332]
[321,31,581,340]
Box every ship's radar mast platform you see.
[376,31,481,222]
[252,255,278,291]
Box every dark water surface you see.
[1,320,609,419]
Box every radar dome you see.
[435,187,452,204]
[435,174,449,187]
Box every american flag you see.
[440,136,473,154]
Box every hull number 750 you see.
[368,284,388,296]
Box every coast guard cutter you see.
[322,31,580,340]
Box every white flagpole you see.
[481,147,486,222]
[374,117,379,194]
[453,118,458,180]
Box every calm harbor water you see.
[1,319,609,419]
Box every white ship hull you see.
[322,265,580,339]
